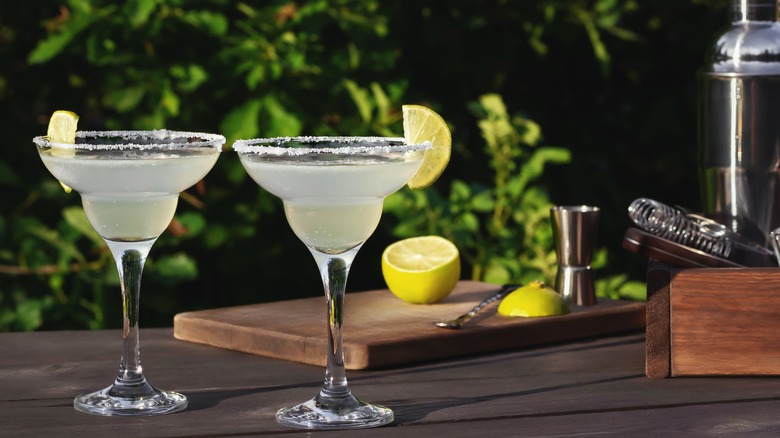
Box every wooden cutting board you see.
[173,281,645,370]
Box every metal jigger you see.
[551,205,600,306]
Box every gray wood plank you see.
[3,329,780,437]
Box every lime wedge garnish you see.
[402,105,452,190]
[46,110,79,192]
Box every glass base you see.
[276,392,393,430]
[74,382,187,416]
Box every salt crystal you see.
[232,136,431,155]
[32,130,225,151]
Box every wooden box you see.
[645,261,780,378]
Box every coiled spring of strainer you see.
[628,197,732,258]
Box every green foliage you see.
[388,93,570,284]
[0,0,726,330]
[385,94,643,298]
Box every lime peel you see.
[497,280,570,317]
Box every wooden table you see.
[3,328,780,437]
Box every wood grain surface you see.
[645,260,672,378]
[669,267,780,376]
[7,329,780,437]
[173,280,646,370]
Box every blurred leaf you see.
[245,65,265,90]
[176,211,206,237]
[483,261,510,285]
[25,223,85,264]
[516,117,542,146]
[153,252,198,284]
[62,206,103,246]
[103,86,146,113]
[480,94,508,119]
[181,10,229,36]
[161,80,180,116]
[262,95,302,137]
[618,281,647,301]
[236,3,256,18]
[68,0,92,15]
[344,79,372,123]
[15,298,47,331]
[591,247,609,269]
[125,0,158,27]
[221,99,262,145]
[170,64,208,92]
[28,24,87,64]
[458,212,480,232]
[470,190,495,212]
[574,8,610,76]
[28,4,114,64]
[449,180,471,203]
[595,274,646,301]
[508,146,571,196]
[203,224,229,248]
[371,82,391,120]
[0,309,13,331]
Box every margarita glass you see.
[233,136,430,429]
[33,130,224,416]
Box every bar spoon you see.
[434,284,520,329]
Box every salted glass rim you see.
[232,136,431,155]
[33,129,226,151]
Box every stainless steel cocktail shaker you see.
[698,0,780,245]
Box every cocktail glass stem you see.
[72,239,187,416]
[319,252,352,399]
[112,240,151,392]
[275,246,394,429]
